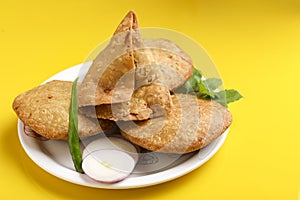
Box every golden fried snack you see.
[79,36,193,121]
[79,84,172,121]
[78,11,142,106]
[134,38,194,90]
[79,11,193,108]
[120,94,232,154]
[12,80,114,140]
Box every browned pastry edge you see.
[120,94,232,154]
[13,80,114,140]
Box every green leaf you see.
[213,90,227,107]
[204,78,222,90]
[193,68,202,79]
[187,69,202,91]
[174,68,202,94]
[224,89,243,104]
[214,89,243,106]
[174,67,243,107]
[198,80,215,97]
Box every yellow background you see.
[1,0,300,199]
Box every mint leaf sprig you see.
[174,69,243,107]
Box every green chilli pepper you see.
[68,77,84,173]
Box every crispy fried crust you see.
[12,80,114,140]
[78,12,193,108]
[134,39,194,90]
[79,38,194,121]
[78,11,141,106]
[79,84,172,121]
[120,94,232,154]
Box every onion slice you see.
[82,149,135,183]
[83,136,139,163]
[23,125,48,141]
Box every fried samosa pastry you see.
[78,11,142,106]
[79,38,194,121]
[134,38,194,90]
[79,84,172,121]
[78,12,193,121]
[119,94,232,154]
[13,80,114,140]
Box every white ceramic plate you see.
[17,63,229,189]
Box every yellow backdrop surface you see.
[1,0,300,199]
